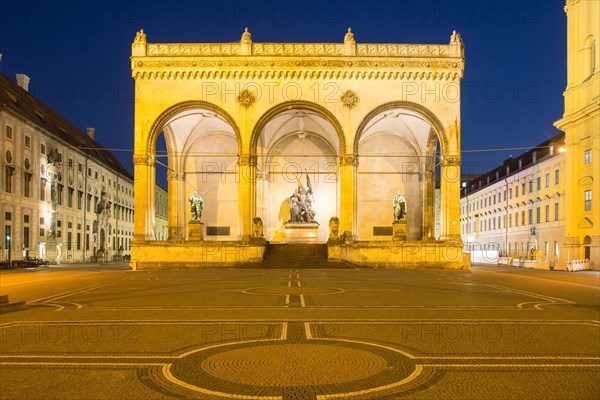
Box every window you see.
[555,169,559,185]
[87,194,92,212]
[67,232,72,251]
[521,210,525,226]
[87,167,92,177]
[584,190,592,211]
[544,241,548,256]
[528,209,533,225]
[40,179,46,201]
[515,186,519,197]
[40,217,44,225]
[23,172,32,197]
[77,191,83,210]
[24,214,29,223]
[515,212,519,227]
[77,232,81,250]
[536,206,541,223]
[68,158,73,169]
[40,143,46,155]
[509,213,512,227]
[5,126,13,139]
[529,180,533,193]
[584,149,592,164]
[522,182,526,195]
[554,203,559,221]
[509,188,513,199]
[545,205,550,222]
[536,177,541,191]
[545,173,550,188]
[85,234,89,251]
[25,135,31,148]
[57,184,64,205]
[40,229,45,237]
[4,166,14,193]
[5,212,11,221]
[554,241,559,256]
[68,188,74,208]
[78,163,83,173]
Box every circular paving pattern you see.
[200,343,387,386]
[244,286,344,295]
[167,337,420,398]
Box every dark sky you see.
[0,0,566,177]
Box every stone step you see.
[263,243,348,267]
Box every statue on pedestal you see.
[288,174,317,223]
[189,191,204,221]
[393,192,407,221]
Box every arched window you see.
[582,36,596,80]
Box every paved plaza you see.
[1,262,599,399]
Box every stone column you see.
[132,154,155,241]
[422,169,435,239]
[339,154,357,241]
[439,155,461,242]
[167,169,185,240]
[238,154,257,242]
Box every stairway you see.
[0,295,27,314]
[263,243,351,268]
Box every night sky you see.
[0,0,566,178]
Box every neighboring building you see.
[554,0,599,266]
[460,133,566,266]
[0,73,134,263]
[154,184,168,241]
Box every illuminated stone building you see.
[130,28,466,269]
[554,0,599,266]
[0,73,134,263]
[460,134,566,267]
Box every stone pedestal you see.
[187,221,204,241]
[283,222,319,243]
[392,220,407,241]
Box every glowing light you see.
[558,147,567,153]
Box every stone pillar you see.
[439,155,461,242]
[133,154,155,241]
[422,169,435,239]
[167,169,185,240]
[238,154,257,242]
[339,154,357,241]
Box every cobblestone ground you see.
[1,263,599,399]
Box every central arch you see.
[251,102,344,242]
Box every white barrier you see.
[566,259,590,272]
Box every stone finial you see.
[241,27,252,42]
[344,27,355,44]
[450,30,462,44]
[134,29,147,43]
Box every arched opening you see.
[147,104,241,241]
[254,108,341,242]
[355,106,443,240]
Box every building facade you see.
[460,134,566,266]
[554,0,599,265]
[1,73,134,263]
[130,28,467,269]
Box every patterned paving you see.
[0,264,599,399]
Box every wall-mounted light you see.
[558,147,567,153]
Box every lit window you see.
[584,149,592,164]
[584,190,592,211]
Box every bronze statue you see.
[189,191,204,221]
